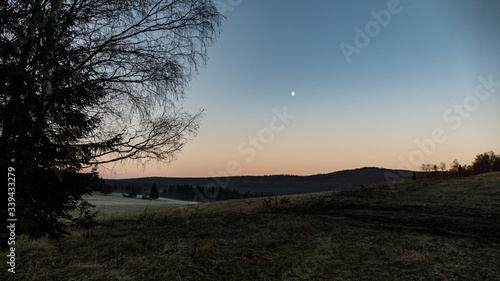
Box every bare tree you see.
[0,0,223,240]
[439,162,446,172]
[487,151,498,173]
[3,0,222,166]
[450,159,460,171]
[421,164,428,172]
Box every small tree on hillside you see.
[151,183,159,200]
[472,151,497,175]
[494,157,500,172]
[450,159,461,177]
[439,162,447,172]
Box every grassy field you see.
[2,173,499,280]
[80,193,199,219]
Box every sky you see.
[102,0,500,179]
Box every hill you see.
[106,167,420,196]
[2,172,499,280]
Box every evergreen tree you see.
[100,181,113,196]
[151,183,159,200]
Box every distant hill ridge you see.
[105,167,419,196]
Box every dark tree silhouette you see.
[150,183,159,200]
[450,159,461,178]
[494,157,500,172]
[472,151,499,174]
[0,0,222,242]
[100,182,113,196]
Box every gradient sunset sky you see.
[102,0,500,179]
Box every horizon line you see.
[103,166,421,180]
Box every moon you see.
[291,91,295,96]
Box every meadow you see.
[80,193,199,219]
[1,173,499,280]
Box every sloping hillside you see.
[106,167,420,195]
[2,173,499,280]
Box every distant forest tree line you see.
[91,150,499,201]
[420,151,500,178]
[91,181,274,202]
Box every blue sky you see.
[103,0,500,178]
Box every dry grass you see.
[1,173,499,280]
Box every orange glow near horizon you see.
[99,136,499,179]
